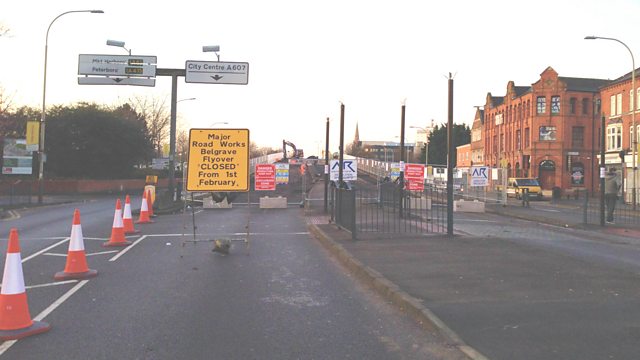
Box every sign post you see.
[329,159,357,181]
[186,129,250,192]
[255,164,276,191]
[185,61,249,85]
[77,54,157,87]
[404,163,425,191]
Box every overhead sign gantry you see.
[77,54,157,86]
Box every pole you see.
[600,114,606,226]
[399,104,406,217]
[337,104,345,226]
[38,9,103,204]
[632,55,637,209]
[591,96,597,196]
[339,104,345,186]
[324,117,330,213]
[447,73,454,236]
[168,74,178,200]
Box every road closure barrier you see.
[122,195,140,234]
[0,228,51,340]
[55,209,98,280]
[103,199,132,247]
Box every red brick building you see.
[483,67,609,193]
[456,143,471,170]
[598,69,640,203]
[470,108,484,166]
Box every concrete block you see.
[259,196,287,209]
[409,198,431,210]
[453,199,485,213]
[203,196,232,209]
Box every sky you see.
[1,0,639,156]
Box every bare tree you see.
[0,86,13,115]
[126,95,170,157]
[0,23,10,37]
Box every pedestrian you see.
[604,168,620,223]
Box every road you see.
[0,196,465,359]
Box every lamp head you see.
[203,45,220,52]
[106,39,125,48]
[90,10,104,13]
[584,35,597,40]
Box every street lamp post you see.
[585,35,637,208]
[38,9,104,203]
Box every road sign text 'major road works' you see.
[186,129,249,192]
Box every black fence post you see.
[351,188,357,240]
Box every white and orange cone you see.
[0,228,51,341]
[103,199,132,247]
[55,209,98,280]
[122,195,140,234]
[136,191,153,224]
[146,189,156,218]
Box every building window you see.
[607,125,622,151]
[631,89,635,112]
[572,126,584,148]
[524,128,530,147]
[582,98,589,115]
[570,98,577,114]
[537,97,546,114]
[617,93,623,115]
[611,94,617,116]
[539,126,556,141]
[551,96,560,114]
[516,130,521,150]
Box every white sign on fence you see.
[471,166,489,187]
[330,160,357,181]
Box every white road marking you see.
[0,280,90,356]
[533,207,561,212]
[108,235,147,262]
[22,238,69,263]
[25,280,78,289]
[43,250,118,257]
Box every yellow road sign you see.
[186,128,250,192]
[26,121,40,148]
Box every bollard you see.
[522,188,530,208]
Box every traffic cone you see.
[103,199,132,247]
[122,195,140,234]
[136,191,153,224]
[55,209,98,280]
[0,228,51,340]
[146,189,155,218]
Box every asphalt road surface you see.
[0,197,466,359]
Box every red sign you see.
[255,164,276,191]
[404,163,424,191]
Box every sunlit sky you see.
[1,0,639,156]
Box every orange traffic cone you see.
[136,191,153,224]
[103,199,132,247]
[146,189,155,218]
[122,195,140,234]
[55,209,98,280]
[0,228,51,340]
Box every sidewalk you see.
[305,182,640,360]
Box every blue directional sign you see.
[470,166,489,187]
[329,160,358,181]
